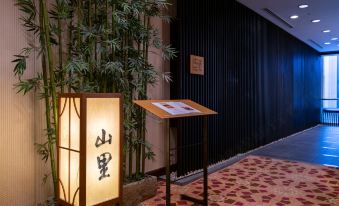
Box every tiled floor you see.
[251,125,339,168]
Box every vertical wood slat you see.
[171,0,322,176]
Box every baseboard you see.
[146,164,177,177]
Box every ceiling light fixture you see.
[323,30,331,33]
[290,15,299,19]
[312,19,320,23]
[324,42,331,45]
[331,37,338,41]
[298,4,309,9]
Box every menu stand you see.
[134,100,217,206]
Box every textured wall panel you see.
[171,0,322,176]
[0,1,36,205]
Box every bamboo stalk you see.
[135,12,143,176]
[102,0,109,92]
[94,0,98,68]
[39,0,58,198]
[68,1,73,93]
[125,31,133,177]
[111,3,115,61]
[105,0,109,45]
[111,3,116,93]
[88,0,94,83]
[142,15,151,174]
[41,0,58,131]
[136,114,141,175]
[57,1,64,93]
[77,0,82,53]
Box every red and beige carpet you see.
[140,156,339,206]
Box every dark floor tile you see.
[251,125,339,167]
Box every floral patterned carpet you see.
[140,156,339,206]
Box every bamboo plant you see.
[13,0,175,204]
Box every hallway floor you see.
[141,156,339,205]
[141,125,339,205]
[251,125,339,168]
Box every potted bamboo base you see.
[122,175,157,206]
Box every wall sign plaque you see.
[190,55,204,75]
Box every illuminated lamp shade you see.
[57,93,123,206]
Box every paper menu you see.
[152,102,201,115]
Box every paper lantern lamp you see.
[57,93,123,206]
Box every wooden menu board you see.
[133,99,217,119]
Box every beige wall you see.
[0,1,36,205]
[145,0,177,173]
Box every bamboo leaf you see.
[14,75,42,95]
[121,2,131,13]
[105,38,121,51]
[162,71,172,83]
[159,15,173,23]
[12,55,27,78]
[15,0,36,19]
[65,58,89,74]
[42,173,49,184]
[154,0,171,9]
[162,44,177,60]
[104,61,123,74]
[34,142,49,163]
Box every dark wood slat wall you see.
[171,0,322,176]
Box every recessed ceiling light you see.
[331,37,338,41]
[312,19,321,23]
[323,30,331,33]
[324,42,331,45]
[290,15,299,19]
[299,4,309,9]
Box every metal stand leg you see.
[165,119,171,206]
[181,116,208,206]
[203,116,208,206]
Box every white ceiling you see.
[237,0,339,53]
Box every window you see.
[322,55,339,108]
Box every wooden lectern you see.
[134,99,217,206]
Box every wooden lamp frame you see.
[57,93,123,206]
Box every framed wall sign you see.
[190,55,204,75]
